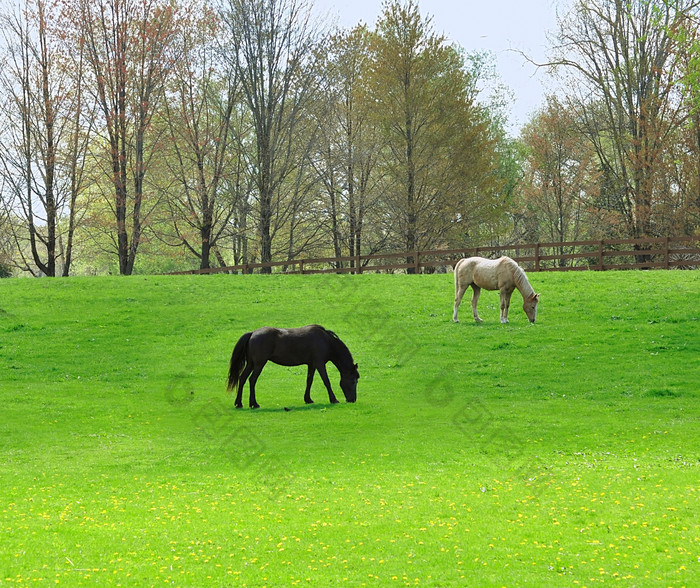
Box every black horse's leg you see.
[316,364,339,404]
[248,364,265,409]
[304,365,315,404]
[235,364,253,409]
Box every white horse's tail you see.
[452,258,470,322]
[453,258,466,289]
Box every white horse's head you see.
[523,293,540,323]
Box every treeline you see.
[0,0,699,277]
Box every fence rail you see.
[171,236,700,275]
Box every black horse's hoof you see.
[235,403,243,409]
[330,398,339,404]
[250,403,260,409]
[304,398,314,404]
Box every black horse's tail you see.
[227,331,252,391]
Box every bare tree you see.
[0,0,90,276]
[0,179,13,276]
[546,0,700,241]
[312,25,383,268]
[520,96,599,263]
[74,0,178,274]
[159,3,243,270]
[219,0,327,271]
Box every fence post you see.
[355,252,361,275]
[535,243,540,271]
[414,250,420,273]
[299,259,304,274]
[664,237,670,269]
[598,240,604,271]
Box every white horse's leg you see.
[471,285,483,322]
[453,284,467,322]
[500,289,513,323]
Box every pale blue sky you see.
[313,0,563,133]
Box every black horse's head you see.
[340,363,359,403]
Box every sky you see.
[312,0,563,134]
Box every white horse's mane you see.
[507,258,535,298]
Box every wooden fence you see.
[171,235,700,275]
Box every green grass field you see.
[1,270,698,586]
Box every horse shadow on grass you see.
[247,402,346,414]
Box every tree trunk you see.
[405,105,417,274]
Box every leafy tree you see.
[369,0,499,271]
[673,13,700,233]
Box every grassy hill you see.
[1,270,698,585]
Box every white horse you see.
[453,256,540,324]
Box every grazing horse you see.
[227,324,359,409]
[453,256,540,324]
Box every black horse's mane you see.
[309,324,337,338]
[324,327,339,340]
[316,325,352,362]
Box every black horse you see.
[227,325,359,409]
